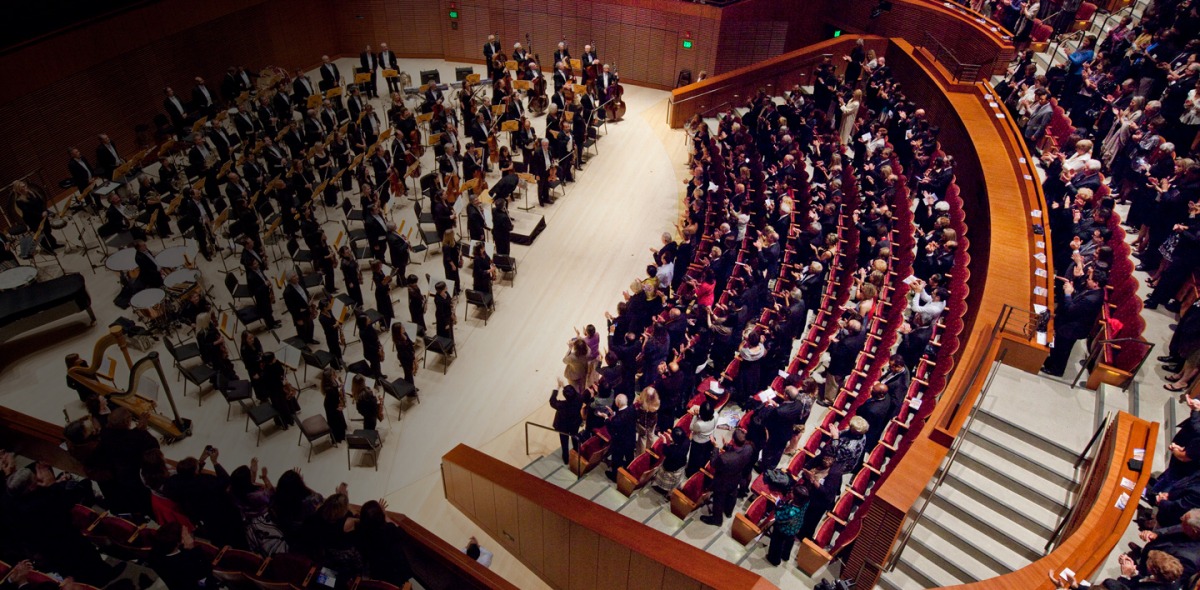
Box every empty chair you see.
[179,362,217,406]
[493,255,517,285]
[70,504,102,531]
[347,429,382,470]
[247,552,316,590]
[212,547,266,589]
[163,336,202,379]
[225,273,252,301]
[380,377,420,419]
[243,401,281,446]
[731,494,776,545]
[464,289,495,324]
[423,335,456,374]
[298,414,334,461]
[221,379,254,420]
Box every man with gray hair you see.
[603,393,638,482]
[1133,508,1200,580]
[283,271,318,344]
[759,385,814,472]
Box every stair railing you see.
[884,344,1010,570]
[1045,412,1113,552]
[524,421,572,456]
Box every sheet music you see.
[139,375,160,402]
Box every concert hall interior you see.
[1,0,1198,589]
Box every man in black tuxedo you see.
[283,272,318,345]
[221,67,241,103]
[273,84,295,121]
[379,44,400,93]
[232,105,260,143]
[581,44,597,84]
[553,42,572,74]
[179,189,216,260]
[67,148,99,207]
[701,429,757,526]
[597,64,618,99]
[94,134,124,180]
[483,35,501,79]
[292,69,316,106]
[553,62,570,93]
[319,55,342,92]
[360,45,379,98]
[133,240,163,289]
[187,134,214,180]
[603,394,638,481]
[191,77,217,118]
[364,204,390,260]
[246,258,281,329]
[858,384,894,452]
[100,195,145,240]
[260,137,288,177]
[163,87,190,131]
[529,138,555,206]
[1041,270,1107,377]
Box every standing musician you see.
[515,117,537,164]
[379,43,400,94]
[360,44,380,99]
[598,64,620,99]
[311,230,337,293]
[581,44,598,84]
[530,138,555,206]
[582,82,603,126]
[94,134,125,180]
[319,55,342,90]
[246,257,282,329]
[511,43,529,75]
[361,104,382,147]
[283,271,319,345]
[484,34,503,81]
[233,104,262,144]
[180,188,216,260]
[492,75,513,107]
[553,41,572,75]
[420,83,444,114]
[318,295,345,370]
[553,62,571,93]
[339,245,364,307]
[12,180,60,251]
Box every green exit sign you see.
[833,29,842,37]
[682,39,694,49]
[449,9,459,18]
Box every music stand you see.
[306,94,323,109]
[455,67,475,82]
[465,73,481,85]
[517,172,537,212]
[420,70,441,85]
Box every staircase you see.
[878,407,1084,589]
[519,455,780,569]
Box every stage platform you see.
[510,209,546,245]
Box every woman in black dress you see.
[339,246,363,307]
[391,323,417,384]
[472,243,495,296]
[240,331,266,402]
[320,368,347,444]
[434,281,455,341]
[352,374,381,431]
[357,311,385,379]
[261,352,295,429]
[406,275,426,337]
[318,297,344,370]
[371,260,394,322]
[441,229,462,296]
[492,198,514,257]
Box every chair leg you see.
[347,446,351,469]
[256,426,261,447]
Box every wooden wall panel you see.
[443,462,475,514]
[567,525,599,590]
[0,0,337,198]
[662,569,706,590]
[541,511,571,589]
[628,551,666,589]
[470,472,499,533]
[594,541,632,589]
[493,485,520,555]
[516,495,545,575]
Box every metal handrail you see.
[1045,412,1112,552]
[887,344,1010,570]
[1069,336,1155,391]
[524,421,571,456]
[919,31,986,83]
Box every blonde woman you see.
[634,387,661,454]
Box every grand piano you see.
[0,273,94,344]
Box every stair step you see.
[894,541,967,589]
[942,469,1063,537]
[954,443,1073,512]
[522,455,565,480]
[545,465,579,489]
[976,407,1080,464]
[675,517,723,549]
[961,429,1076,492]
[907,530,990,584]
[930,489,1047,562]
[616,491,667,523]
[919,502,1024,573]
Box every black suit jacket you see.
[163,96,188,127]
[530,148,554,179]
[550,388,584,433]
[292,77,315,102]
[320,63,341,88]
[68,157,95,190]
[191,85,215,112]
[95,142,122,177]
[1055,288,1104,341]
[606,406,638,452]
[828,329,866,376]
[135,250,162,287]
[360,52,378,72]
[283,283,310,318]
[711,443,756,494]
[379,50,399,71]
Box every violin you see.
[548,164,559,185]
[472,169,489,195]
[388,165,406,197]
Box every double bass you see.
[603,63,627,122]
